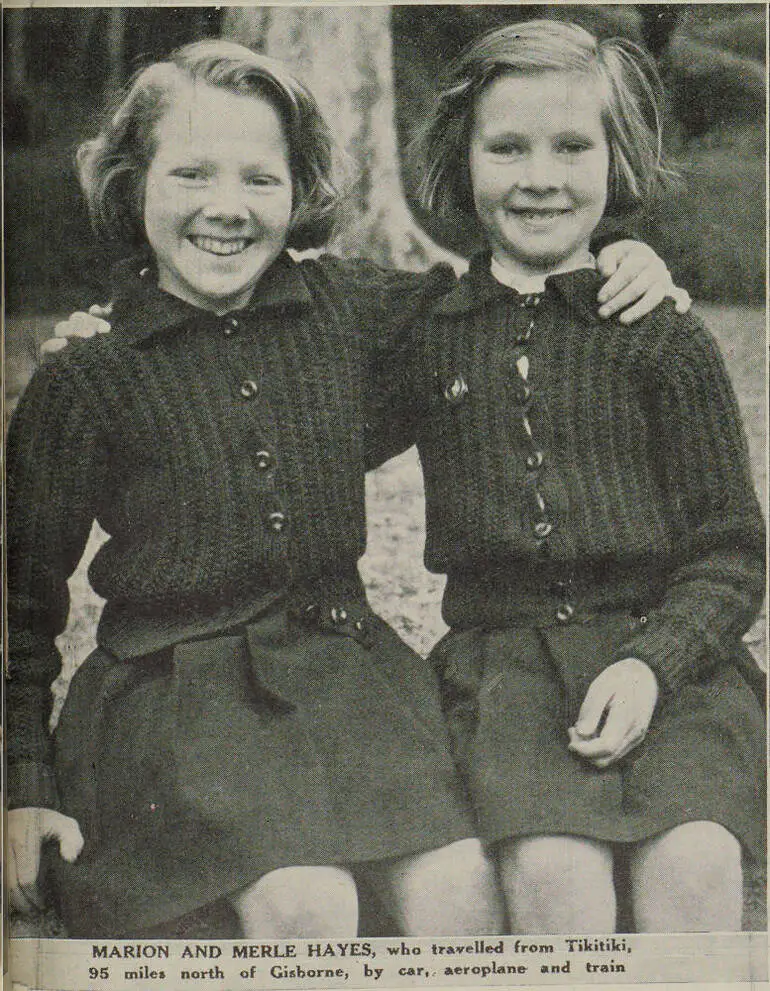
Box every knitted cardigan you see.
[391,255,765,696]
[6,251,453,810]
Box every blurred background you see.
[4,3,767,936]
[4,3,766,314]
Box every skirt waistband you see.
[100,572,371,662]
[443,561,664,630]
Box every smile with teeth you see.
[188,235,253,256]
[509,208,571,221]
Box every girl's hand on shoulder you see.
[42,303,113,355]
[595,240,691,324]
[7,808,84,913]
[567,658,658,769]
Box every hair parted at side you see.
[77,39,339,250]
[414,19,675,221]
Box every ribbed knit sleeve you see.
[6,353,109,808]
[361,262,457,470]
[616,312,765,694]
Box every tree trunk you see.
[105,8,126,97]
[222,6,462,272]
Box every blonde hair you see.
[77,39,339,249]
[415,19,674,220]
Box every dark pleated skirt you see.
[431,613,765,860]
[50,604,474,936]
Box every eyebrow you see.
[479,126,600,141]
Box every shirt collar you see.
[110,250,315,344]
[433,251,602,325]
[490,253,597,293]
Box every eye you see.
[170,167,208,184]
[487,141,524,157]
[556,139,593,155]
[241,168,282,189]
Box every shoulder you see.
[298,253,457,306]
[619,302,715,362]
[622,304,736,396]
[8,342,105,446]
[13,328,131,423]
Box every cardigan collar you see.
[433,251,602,325]
[110,250,314,345]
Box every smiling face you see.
[469,70,609,279]
[143,81,293,314]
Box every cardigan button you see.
[533,520,553,540]
[224,316,239,336]
[239,379,259,399]
[556,602,575,623]
[255,450,273,471]
[266,511,287,533]
[443,375,468,404]
[525,450,544,471]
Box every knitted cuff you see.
[7,759,60,811]
[616,623,704,697]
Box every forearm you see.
[6,362,105,805]
[617,542,765,695]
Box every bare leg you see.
[630,821,742,932]
[362,838,505,935]
[231,866,358,937]
[498,835,616,933]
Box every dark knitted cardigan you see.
[6,251,454,811]
[391,256,765,696]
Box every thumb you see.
[671,287,692,314]
[42,810,85,863]
[595,241,622,277]
[89,300,114,322]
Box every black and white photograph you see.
[4,3,767,987]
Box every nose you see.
[515,151,562,194]
[201,179,250,224]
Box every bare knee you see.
[499,835,616,933]
[634,821,741,896]
[501,835,613,893]
[232,866,358,937]
[369,838,504,936]
[397,838,499,893]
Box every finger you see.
[671,287,692,314]
[595,244,621,278]
[8,839,45,913]
[54,818,85,863]
[590,720,648,767]
[591,734,643,768]
[88,301,114,320]
[17,872,45,912]
[40,337,68,355]
[597,265,640,306]
[573,701,634,759]
[41,810,85,863]
[53,313,91,338]
[63,315,111,337]
[617,285,667,325]
[54,313,110,339]
[573,684,611,739]
[598,271,658,319]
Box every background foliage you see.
[4,4,766,316]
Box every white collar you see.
[490,255,597,294]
